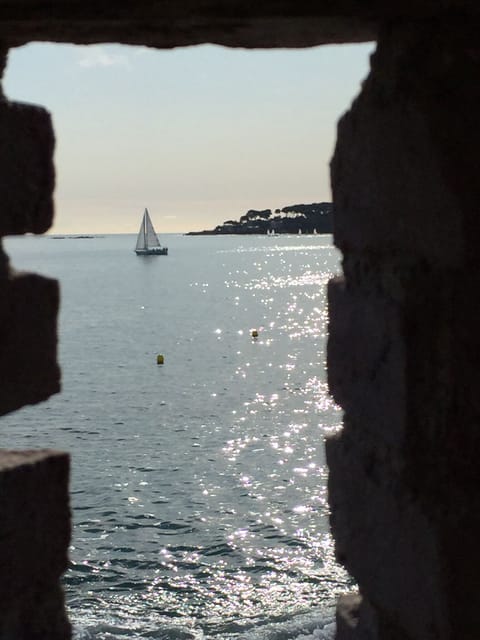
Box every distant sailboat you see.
[135,208,168,255]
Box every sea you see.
[1,233,352,640]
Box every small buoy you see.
[251,329,258,338]
[156,354,164,365]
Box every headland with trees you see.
[186,202,333,235]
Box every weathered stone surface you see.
[331,22,479,269]
[0,1,476,49]
[328,20,480,640]
[336,594,378,640]
[327,276,406,448]
[336,594,413,640]
[0,450,71,639]
[327,430,447,639]
[336,594,364,640]
[0,99,55,235]
[327,268,474,639]
[0,266,60,416]
[0,49,6,84]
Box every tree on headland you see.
[239,209,272,224]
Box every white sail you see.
[134,208,168,255]
[135,212,147,250]
[144,209,160,248]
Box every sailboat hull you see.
[135,247,168,255]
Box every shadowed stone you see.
[0,1,476,49]
[0,99,55,236]
[0,267,60,416]
[0,450,71,639]
[327,20,480,640]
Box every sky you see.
[3,42,375,234]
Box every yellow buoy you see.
[251,329,258,338]
[156,354,164,365]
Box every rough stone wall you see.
[0,50,70,638]
[327,20,480,640]
[0,451,71,639]
[0,1,477,48]
[0,4,478,640]
[0,49,60,415]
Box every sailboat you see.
[134,208,168,255]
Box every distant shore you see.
[186,202,333,236]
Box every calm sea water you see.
[1,233,350,640]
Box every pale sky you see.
[4,42,375,234]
